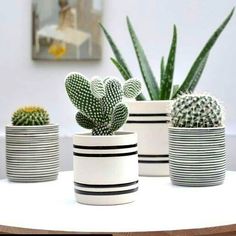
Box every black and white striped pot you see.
[73,132,138,205]
[6,125,59,182]
[169,127,226,187]
[123,101,171,176]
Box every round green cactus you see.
[171,94,223,128]
[12,106,50,126]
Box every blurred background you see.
[0,0,236,178]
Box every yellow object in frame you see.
[48,41,67,59]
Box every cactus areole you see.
[65,73,142,135]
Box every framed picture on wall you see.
[32,0,103,60]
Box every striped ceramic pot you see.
[169,127,226,187]
[73,132,138,205]
[6,125,59,182]
[123,101,171,176]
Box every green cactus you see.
[170,94,223,128]
[12,106,50,126]
[65,73,142,135]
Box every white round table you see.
[0,171,236,235]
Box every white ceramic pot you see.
[169,127,226,187]
[6,125,59,182]
[123,101,171,176]
[73,132,138,205]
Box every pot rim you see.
[6,124,58,128]
[74,131,136,138]
[126,100,173,103]
[169,126,225,130]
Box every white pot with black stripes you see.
[73,132,139,205]
[123,101,172,176]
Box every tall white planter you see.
[169,127,226,187]
[73,132,138,205]
[123,101,171,176]
[6,125,59,182]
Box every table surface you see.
[0,171,236,234]
[37,25,90,46]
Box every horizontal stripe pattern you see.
[75,188,138,196]
[129,113,170,116]
[73,143,137,149]
[73,143,138,158]
[74,151,137,157]
[74,181,138,196]
[75,180,138,188]
[139,154,169,158]
[139,160,169,164]
[6,127,59,183]
[138,154,169,164]
[169,128,226,186]
[127,112,170,123]
[127,120,169,124]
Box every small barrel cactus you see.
[12,106,50,126]
[65,73,142,135]
[171,94,223,128]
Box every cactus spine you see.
[171,94,223,128]
[65,73,141,135]
[12,106,50,126]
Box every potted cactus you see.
[65,72,141,205]
[100,9,234,176]
[6,106,59,182]
[169,94,225,187]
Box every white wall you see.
[0,0,236,135]
[0,0,236,177]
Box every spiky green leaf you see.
[160,56,165,93]
[187,54,209,92]
[172,53,209,99]
[160,25,177,100]
[100,23,133,78]
[110,57,130,81]
[171,84,179,98]
[127,16,159,100]
[175,8,234,97]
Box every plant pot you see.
[123,101,171,176]
[169,127,226,187]
[6,124,59,182]
[73,132,138,205]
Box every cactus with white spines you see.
[65,73,141,135]
[170,94,223,128]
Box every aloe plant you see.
[100,8,234,100]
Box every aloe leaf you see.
[127,17,159,100]
[160,25,177,100]
[174,8,234,98]
[160,56,165,94]
[100,23,133,78]
[171,84,179,98]
[172,53,209,99]
[111,57,130,81]
[111,58,146,100]
[187,53,209,93]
